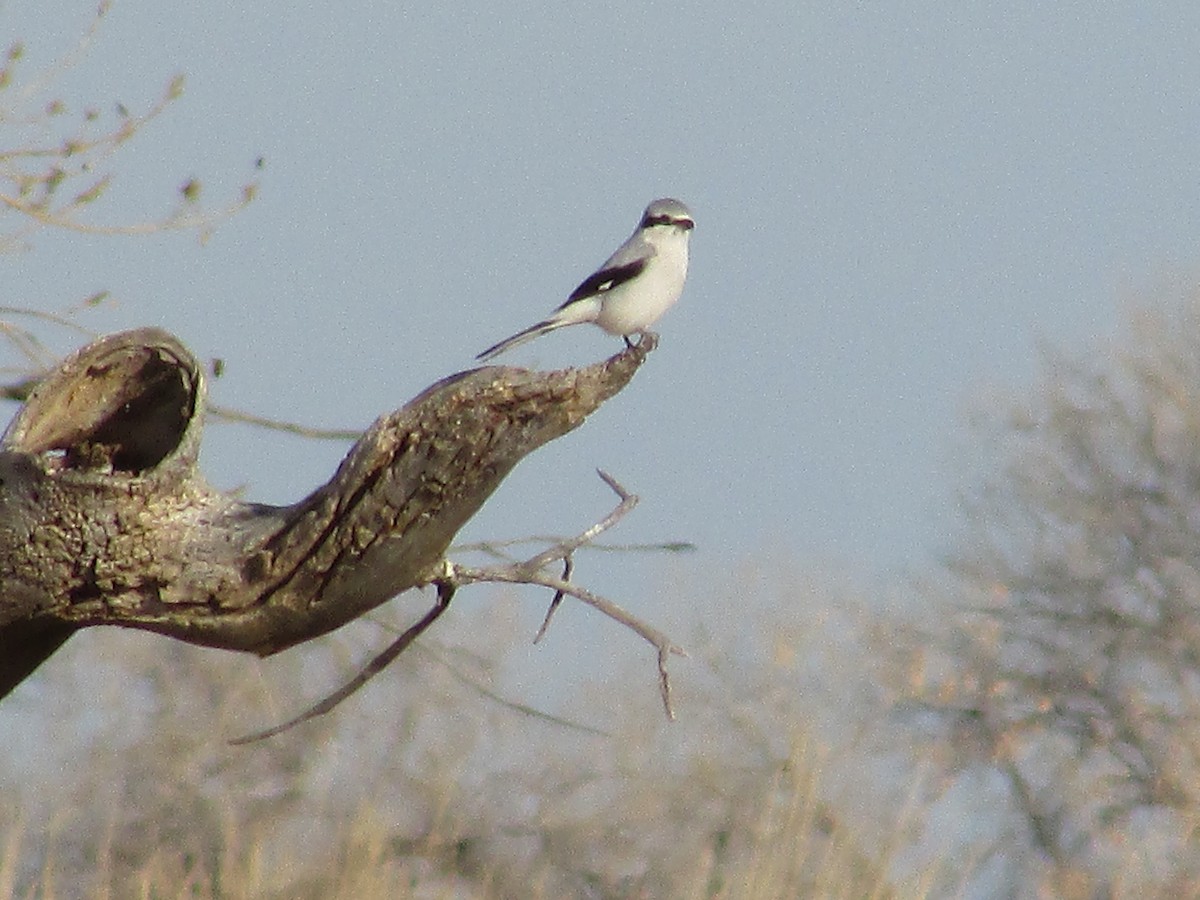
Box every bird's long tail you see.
[475,319,563,361]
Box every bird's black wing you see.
[559,258,647,308]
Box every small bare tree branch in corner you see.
[0,327,682,732]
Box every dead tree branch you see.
[0,327,659,702]
[232,470,685,741]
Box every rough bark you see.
[0,327,652,698]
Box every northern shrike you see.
[476,198,695,361]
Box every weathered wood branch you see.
[0,327,654,699]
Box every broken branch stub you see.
[0,328,653,698]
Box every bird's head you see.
[639,198,695,234]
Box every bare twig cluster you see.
[444,470,686,718]
[0,2,259,252]
[232,471,687,743]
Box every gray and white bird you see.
[476,198,695,361]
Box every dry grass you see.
[4,563,1199,898]
[0,739,898,899]
[0,604,902,898]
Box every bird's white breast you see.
[594,233,690,336]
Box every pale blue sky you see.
[4,2,1200,661]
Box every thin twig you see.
[442,471,687,720]
[453,537,697,562]
[0,305,99,335]
[517,469,637,576]
[0,376,37,402]
[6,0,112,113]
[0,307,99,394]
[362,612,607,734]
[0,323,53,371]
[447,562,686,720]
[415,640,608,736]
[230,581,455,744]
[0,189,255,236]
[533,556,572,644]
[207,403,362,440]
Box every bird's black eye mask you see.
[642,214,693,229]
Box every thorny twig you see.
[448,562,686,721]
[445,470,687,720]
[233,471,685,743]
[533,555,572,643]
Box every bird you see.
[476,198,695,361]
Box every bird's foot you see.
[634,331,658,349]
[618,332,658,354]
